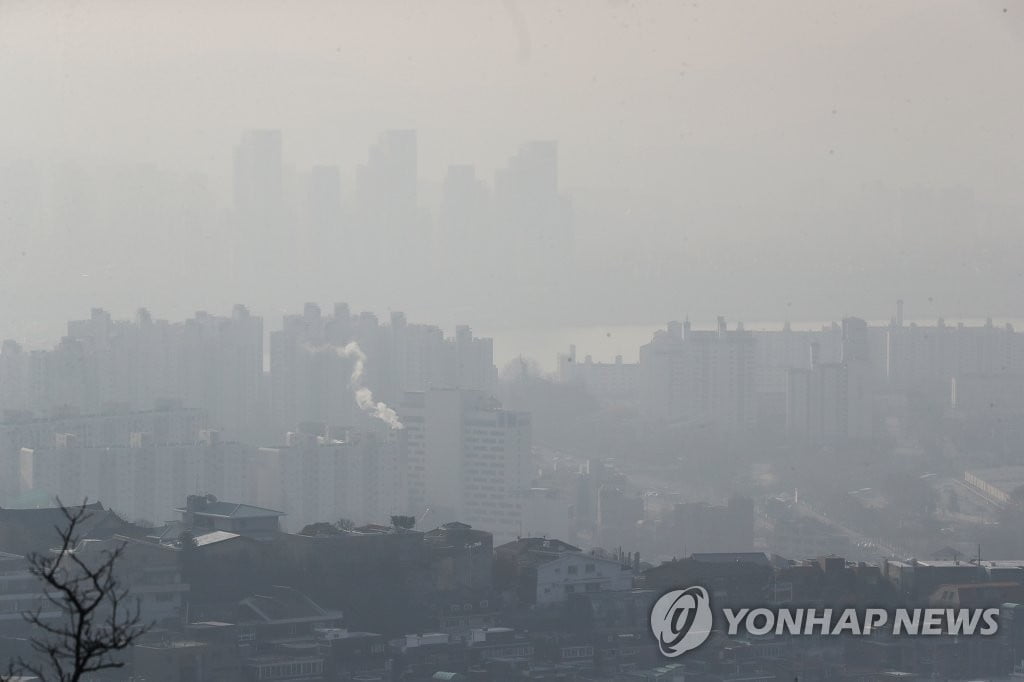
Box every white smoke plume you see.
[308,341,404,430]
[342,341,404,430]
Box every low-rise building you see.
[176,494,284,541]
[495,537,633,606]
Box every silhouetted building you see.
[176,494,283,541]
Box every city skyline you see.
[3,2,1024,678]
[4,0,1024,345]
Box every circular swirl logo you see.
[650,586,713,657]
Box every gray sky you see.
[1,0,1023,346]
[0,1,1018,197]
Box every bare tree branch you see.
[1,499,153,682]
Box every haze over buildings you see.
[2,1,1024,344]
[2,2,1024,679]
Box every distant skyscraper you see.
[493,141,573,300]
[357,130,416,214]
[496,141,558,204]
[233,130,283,230]
[354,130,421,279]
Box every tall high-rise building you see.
[886,307,1023,398]
[0,307,263,443]
[454,326,497,393]
[354,130,421,278]
[786,317,874,444]
[233,130,284,233]
[357,130,416,211]
[158,306,265,443]
[269,303,389,438]
[232,130,286,278]
[16,429,253,526]
[269,304,497,439]
[638,318,756,432]
[252,425,407,532]
[494,140,573,274]
[400,389,532,544]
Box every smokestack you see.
[896,299,904,327]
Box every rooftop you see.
[238,586,342,624]
[496,537,581,554]
[193,530,243,547]
[690,552,775,567]
[176,501,284,519]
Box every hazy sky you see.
[2,0,1023,348]
[3,1,1021,196]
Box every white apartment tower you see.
[252,426,407,532]
[400,389,532,544]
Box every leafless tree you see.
[2,500,152,682]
